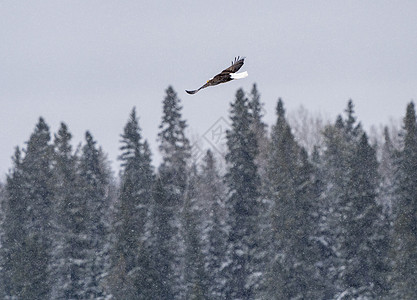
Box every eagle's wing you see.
[186,82,211,94]
[221,56,245,74]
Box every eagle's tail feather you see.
[231,71,248,80]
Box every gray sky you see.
[1,1,416,178]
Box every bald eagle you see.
[186,56,248,95]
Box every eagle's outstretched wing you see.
[186,82,211,94]
[221,56,245,74]
[186,56,247,95]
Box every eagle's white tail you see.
[231,71,248,80]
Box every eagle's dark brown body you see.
[186,57,247,95]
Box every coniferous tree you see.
[224,88,261,299]
[376,128,397,295]
[265,99,320,299]
[199,150,228,298]
[22,118,54,299]
[79,131,112,299]
[183,165,209,300]
[309,145,330,296]
[153,86,191,299]
[2,118,54,299]
[150,178,176,299]
[391,102,417,299]
[158,86,191,196]
[21,118,54,237]
[50,123,86,299]
[2,147,26,298]
[378,127,397,213]
[248,83,267,142]
[320,102,363,297]
[343,132,390,298]
[111,107,155,298]
[320,101,389,298]
[248,84,269,194]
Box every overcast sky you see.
[1,1,416,179]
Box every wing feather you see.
[221,56,245,73]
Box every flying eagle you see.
[186,56,248,95]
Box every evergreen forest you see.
[1,84,416,299]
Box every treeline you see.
[0,84,416,299]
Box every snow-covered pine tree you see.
[158,86,191,196]
[182,165,210,300]
[199,150,228,298]
[248,84,265,133]
[391,102,417,299]
[150,178,176,299]
[154,86,191,299]
[50,122,88,299]
[309,145,330,297]
[248,84,269,195]
[343,132,390,298]
[224,88,262,299]
[320,100,390,298]
[78,131,112,299]
[2,147,26,298]
[110,107,155,298]
[2,118,54,299]
[320,102,363,297]
[247,87,271,280]
[264,99,320,299]
[378,127,398,214]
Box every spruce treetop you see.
[249,84,265,129]
[54,123,73,158]
[25,117,52,158]
[158,85,190,196]
[403,101,417,149]
[119,107,143,168]
[276,98,285,120]
[158,86,190,153]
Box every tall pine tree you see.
[182,165,210,300]
[2,147,26,298]
[152,86,191,299]
[320,102,363,297]
[378,127,397,213]
[111,107,155,298]
[199,150,228,298]
[320,101,389,298]
[391,102,417,299]
[2,118,54,299]
[343,132,390,298]
[149,178,177,299]
[158,86,191,196]
[79,131,112,299]
[50,123,87,299]
[224,88,261,299]
[265,99,320,299]
[248,84,269,195]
